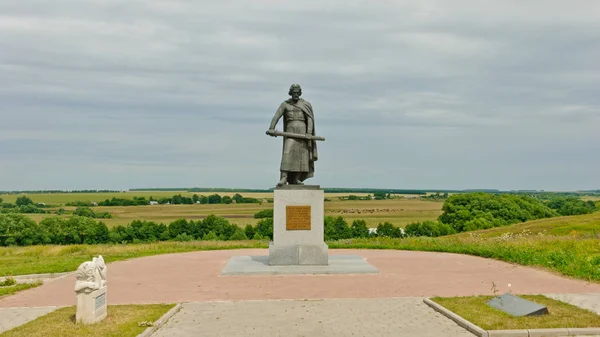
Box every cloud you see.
[0,0,599,190]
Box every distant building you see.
[149,201,158,205]
[91,202,98,206]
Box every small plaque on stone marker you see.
[95,293,106,310]
[487,293,549,317]
[286,206,311,230]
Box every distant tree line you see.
[0,190,121,194]
[422,192,449,200]
[339,192,394,201]
[65,193,263,207]
[0,211,423,246]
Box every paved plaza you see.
[152,298,474,337]
[2,249,600,336]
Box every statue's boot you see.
[276,172,288,187]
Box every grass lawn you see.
[431,295,600,330]
[329,236,600,282]
[0,241,268,276]
[0,281,43,298]
[0,304,175,337]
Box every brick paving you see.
[152,298,475,337]
[2,249,600,308]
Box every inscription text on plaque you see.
[286,206,311,230]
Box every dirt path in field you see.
[2,249,600,308]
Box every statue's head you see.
[75,261,96,282]
[288,84,302,101]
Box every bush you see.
[325,216,352,240]
[95,212,112,219]
[255,218,273,240]
[405,220,456,237]
[376,222,404,238]
[18,204,46,214]
[230,228,248,240]
[244,224,256,239]
[73,207,96,218]
[202,215,237,240]
[110,220,168,243]
[168,219,193,239]
[174,233,194,242]
[254,209,274,219]
[15,196,33,206]
[351,219,370,238]
[0,213,50,246]
[252,232,265,240]
[202,231,218,241]
[72,207,112,219]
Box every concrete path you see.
[0,307,57,334]
[2,249,600,308]
[152,298,474,337]
[547,293,600,314]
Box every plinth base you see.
[269,242,328,265]
[221,255,379,276]
[76,286,107,324]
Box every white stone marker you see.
[74,255,107,324]
[269,186,328,265]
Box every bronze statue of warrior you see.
[267,84,323,187]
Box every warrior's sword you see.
[266,130,325,141]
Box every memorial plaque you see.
[95,292,106,310]
[286,206,311,230]
[487,293,548,317]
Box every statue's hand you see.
[266,129,275,136]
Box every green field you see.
[5,191,443,228]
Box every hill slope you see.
[450,211,600,238]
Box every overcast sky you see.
[1,0,599,191]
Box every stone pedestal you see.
[269,186,328,265]
[76,286,107,324]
